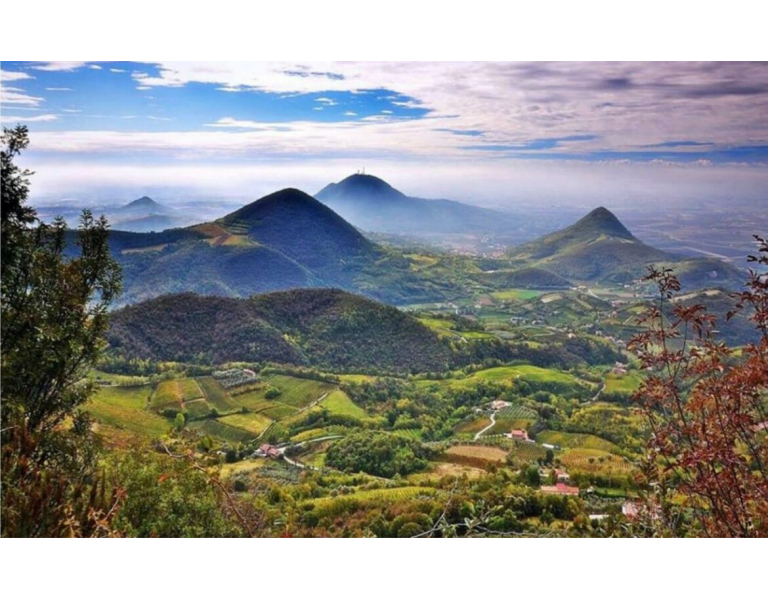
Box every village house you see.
[540,483,580,496]
[258,443,281,459]
[509,429,530,442]
[490,399,510,411]
[555,469,570,483]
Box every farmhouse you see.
[555,469,570,483]
[259,443,281,459]
[509,429,529,442]
[490,400,510,411]
[540,483,580,496]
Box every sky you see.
[2,61,768,209]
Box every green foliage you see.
[1,127,123,537]
[326,432,430,478]
[106,449,241,537]
[108,289,454,373]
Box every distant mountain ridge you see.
[102,188,456,307]
[315,173,519,236]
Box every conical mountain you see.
[123,196,164,210]
[219,188,373,268]
[315,173,518,235]
[565,207,635,241]
[506,206,669,282]
[317,173,407,202]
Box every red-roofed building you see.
[540,483,580,496]
[259,444,281,459]
[510,429,529,441]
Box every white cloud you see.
[61,108,82,113]
[109,68,126,73]
[124,61,768,152]
[31,62,89,71]
[0,85,43,106]
[1,69,33,82]
[315,97,338,106]
[1,113,59,123]
[148,116,172,121]
[344,111,357,116]
[89,65,102,70]
[46,87,72,91]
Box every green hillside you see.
[506,207,669,282]
[107,288,453,373]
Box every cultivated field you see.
[442,444,508,467]
[536,430,620,453]
[88,385,169,439]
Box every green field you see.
[470,364,581,385]
[178,378,204,401]
[188,419,257,443]
[496,404,538,420]
[197,376,241,413]
[183,398,212,420]
[507,440,547,462]
[259,403,299,420]
[605,372,644,395]
[536,430,620,453]
[230,375,335,411]
[218,412,273,436]
[560,448,636,478]
[490,289,543,302]
[306,486,440,513]
[321,390,367,419]
[150,380,184,411]
[88,385,169,439]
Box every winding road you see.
[474,410,497,441]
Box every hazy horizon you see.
[2,61,767,213]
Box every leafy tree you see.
[106,449,241,537]
[524,465,541,487]
[1,126,122,537]
[630,243,768,537]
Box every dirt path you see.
[474,410,497,441]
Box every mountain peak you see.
[222,188,328,223]
[218,187,372,266]
[125,196,161,209]
[570,206,634,240]
[316,173,405,201]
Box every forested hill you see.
[106,289,454,373]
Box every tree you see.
[1,126,123,537]
[629,241,768,537]
[524,465,541,487]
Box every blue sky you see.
[2,61,767,205]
